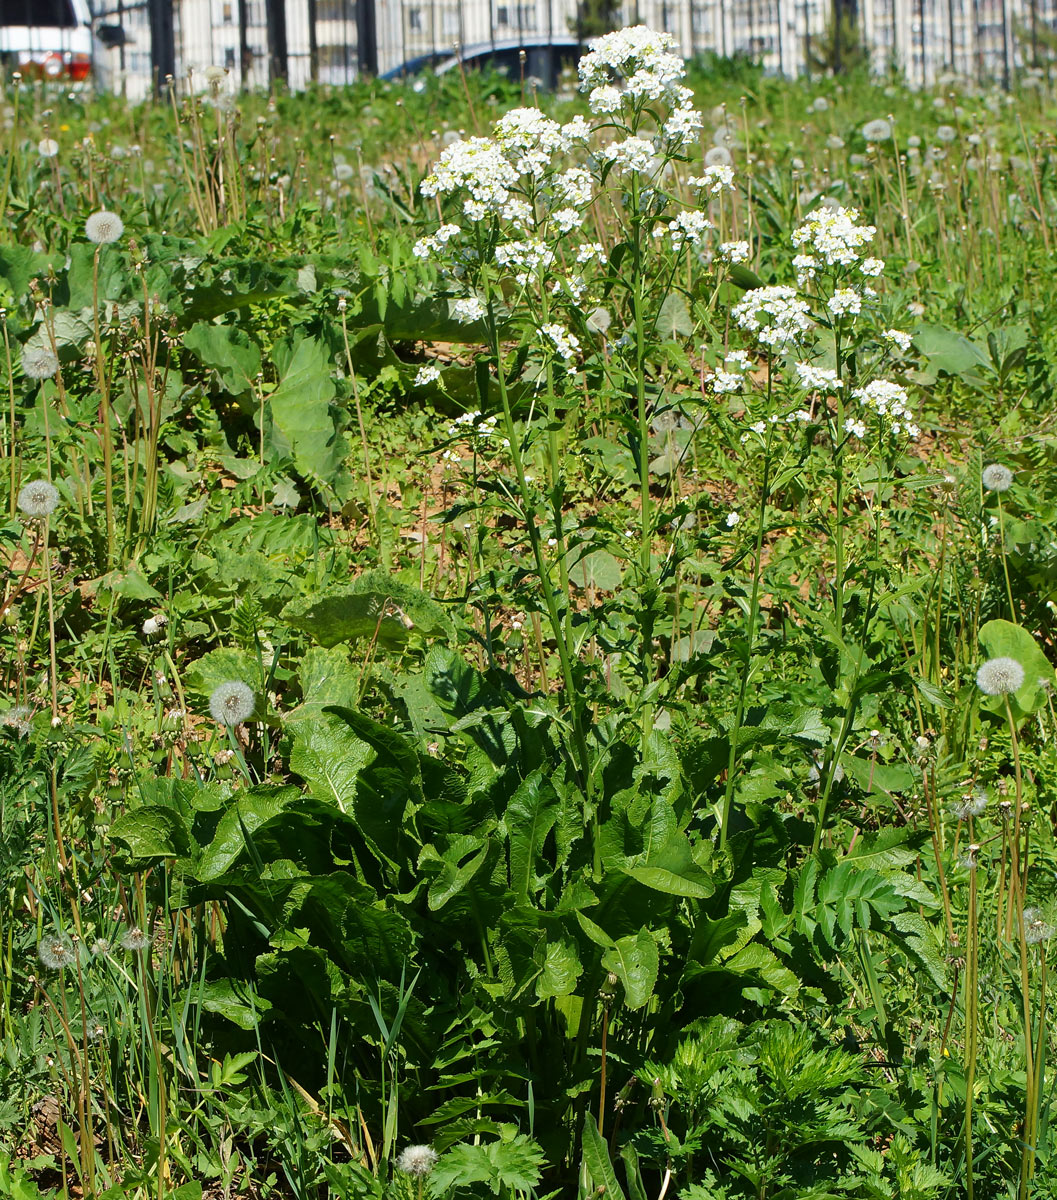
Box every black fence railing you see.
[81,0,1057,97]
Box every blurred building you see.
[81,0,1057,98]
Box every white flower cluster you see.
[712,349,751,393]
[731,286,812,349]
[554,166,593,207]
[792,205,878,268]
[413,223,461,259]
[446,409,499,439]
[795,362,843,392]
[850,379,919,439]
[882,328,913,352]
[687,164,735,194]
[602,135,657,174]
[578,26,685,107]
[453,297,486,323]
[719,240,750,263]
[540,323,581,363]
[420,137,519,219]
[495,238,556,286]
[827,288,862,317]
[415,364,441,387]
[493,108,566,177]
[655,210,712,248]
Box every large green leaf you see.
[623,834,714,898]
[110,806,193,860]
[184,321,262,395]
[282,569,454,648]
[289,712,372,813]
[197,786,301,881]
[601,928,659,1010]
[581,1113,628,1200]
[266,336,349,498]
[535,938,582,1000]
[978,618,1055,722]
[506,770,558,904]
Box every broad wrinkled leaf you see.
[289,712,371,812]
[601,928,659,1010]
[110,806,193,860]
[623,833,714,898]
[283,569,453,648]
[197,786,301,880]
[506,770,558,904]
[184,321,262,395]
[266,335,349,498]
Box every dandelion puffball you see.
[862,118,893,142]
[1023,907,1054,945]
[975,656,1025,696]
[982,463,1013,492]
[85,209,125,244]
[38,933,75,971]
[17,479,60,519]
[38,137,59,158]
[209,680,255,726]
[21,345,59,379]
[396,1145,439,1176]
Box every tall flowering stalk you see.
[412,27,712,778]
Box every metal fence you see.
[85,0,1057,98]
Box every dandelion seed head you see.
[21,345,59,379]
[209,680,255,726]
[982,463,1013,492]
[976,656,1025,696]
[120,927,149,952]
[397,1145,438,1176]
[38,137,59,158]
[85,209,124,244]
[17,479,59,519]
[1024,907,1055,945]
[862,118,893,142]
[38,933,75,971]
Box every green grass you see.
[2,41,1057,1200]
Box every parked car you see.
[0,0,125,85]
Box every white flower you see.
[589,84,623,114]
[21,345,59,379]
[882,329,913,352]
[453,297,486,324]
[578,27,685,108]
[976,656,1025,696]
[414,364,441,387]
[142,613,167,636]
[85,209,124,244]
[795,362,843,391]
[719,240,749,263]
[420,136,519,215]
[792,254,817,285]
[552,207,582,233]
[664,103,703,145]
[540,323,580,363]
[852,379,917,437]
[711,369,743,394]
[792,205,876,267]
[844,417,867,439]
[209,680,256,725]
[859,257,885,276]
[982,463,1013,492]
[657,210,712,248]
[555,166,593,207]
[17,479,60,518]
[412,223,460,260]
[725,511,740,527]
[688,164,735,194]
[731,285,812,348]
[602,135,656,174]
[493,107,565,177]
[827,288,862,317]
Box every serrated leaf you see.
[535,939,582,1000]
[623,834,714,898]
[197,786,300,880]
[289,712,371,812]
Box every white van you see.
[0,0,124,84]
